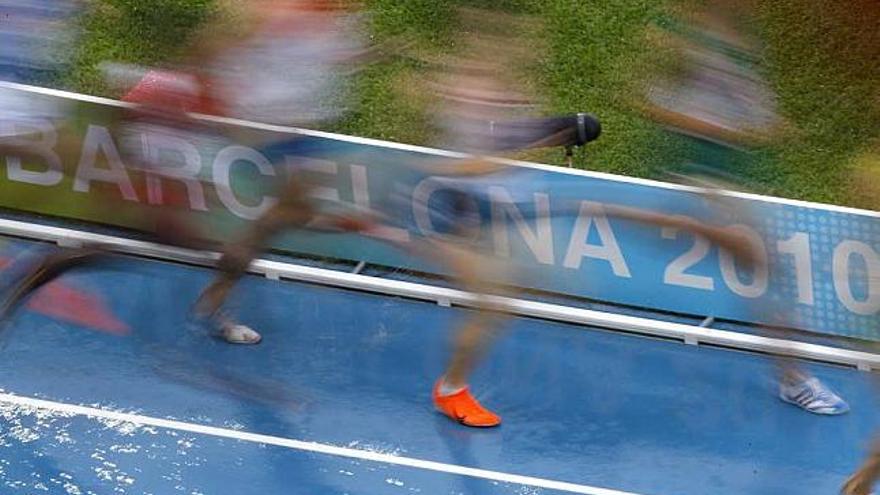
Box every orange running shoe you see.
[432,380,501,427]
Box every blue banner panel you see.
[1,83,879,339]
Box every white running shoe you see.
[193,310,263,345]
[779,377,849,415]
[220,322,262,345]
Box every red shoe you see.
[432,380,501,427]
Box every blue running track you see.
[0,235,876,495]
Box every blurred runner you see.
[192,0,373,343]
[841,141,880,495]
[208,0,361,128]
[0,0,379,344]
[641,0,848,414]
[0,0,79,83]
[402,8,549,427]
[0,66,224,327]
[397,8,760,427]
[113,65,226,248]
[0,0,80,150]
[0,0,87,321]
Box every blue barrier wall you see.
[1,82,878,340]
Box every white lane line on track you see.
[0,392,644,495]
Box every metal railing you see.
[0,216,877,372]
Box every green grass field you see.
[65,0,879,207]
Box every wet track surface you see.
[0,237,876,495]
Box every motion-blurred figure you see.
[0,0,79,84]
[0,0,80,147]
[0,65,224,326]
[0,0,86,319]
[641,1,848,415]
[0,0,372,343]
[401,8,554,427]
[192,0,374,343]
[842,141,880,495]
[208,0,361,127]
[109,63,226,247]
[396,7,765,428]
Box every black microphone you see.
[486,113,601,151]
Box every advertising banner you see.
[2,83,878,340]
